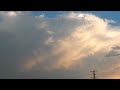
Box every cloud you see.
[105,46,120,57]
[0,11,120,78]
[49,12,120,69]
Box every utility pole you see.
[90,70,97,79]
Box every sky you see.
[1,11,120,79]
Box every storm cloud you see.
[0,11,120,79]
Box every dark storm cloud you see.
[0,11,120,79]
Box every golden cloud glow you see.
[1,11,120,78]
[23,12,120,73]
[51,19,120,69]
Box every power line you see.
[90,70,97,79]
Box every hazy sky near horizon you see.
[1,11,120,79]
